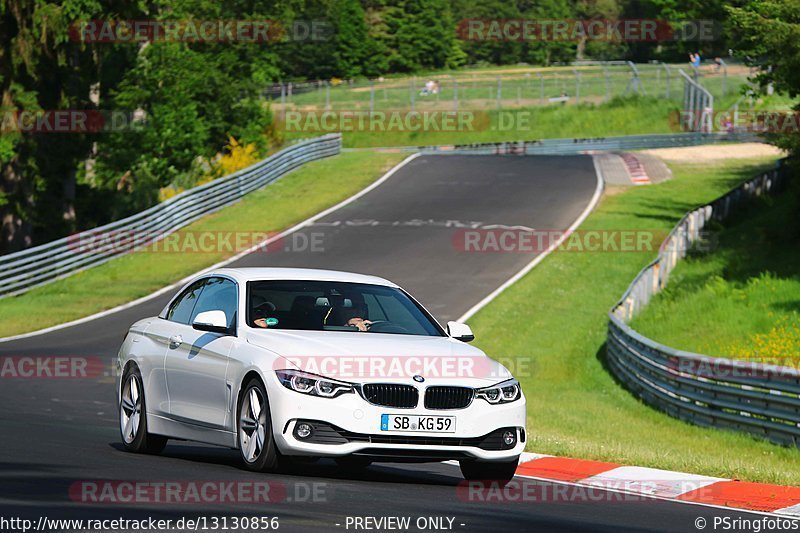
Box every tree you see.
[728,0,800,155]
[329,0,372,78]
[0,0,139,251]
[93,0,279,216]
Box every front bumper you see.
[267,375,527,462]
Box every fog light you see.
[502,430,516,447]
[295,422,313,439]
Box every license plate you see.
[380,414,456,433]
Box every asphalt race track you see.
[0,155,761,531]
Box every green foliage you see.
[1,0,789,254]
[330,0,372,78]
[728,1,800,157]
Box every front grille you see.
[294,421,519,451]
[361,383,418,408]
[424,386,474,410]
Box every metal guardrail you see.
[404,132,762,156]
[606,162,800,446]
[0,134,342,298]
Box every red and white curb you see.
[510,452,800,517]
[619,153,652,185]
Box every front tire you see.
[238,378,282,472]
[459,458,519,485]
[119,366,167,454]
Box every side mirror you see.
[447,321,475,342]
[192,310,231,335]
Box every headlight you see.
[276,369,354,398]
[476,379,521,404]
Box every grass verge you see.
[631,178,800,362]
[0,151,407,338]
[468,155,800,485]
[284,97,680,148]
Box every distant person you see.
[689,52,701,69]
[721,114,733,133]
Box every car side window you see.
[190,277,238,331]
[166,279,207,324]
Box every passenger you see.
[252,301,277,328]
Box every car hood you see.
[245,329,511,385]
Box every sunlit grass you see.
[632,184,800,364]
[467,155,800,484]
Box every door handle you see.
[168,335,183,348]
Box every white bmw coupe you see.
[117,268,526,481]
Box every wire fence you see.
[0,134,342,299]
[266,61,751,115]
[607,161,800,447]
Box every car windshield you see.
[247,280,445,336]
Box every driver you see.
[345,314,373,332]
[340,298,372,332]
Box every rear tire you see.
[119,366,168,454]
[238,378,283,472]
[459,458,518,485]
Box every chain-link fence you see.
[266,61,751,115]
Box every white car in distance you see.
[117,268,526,482]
